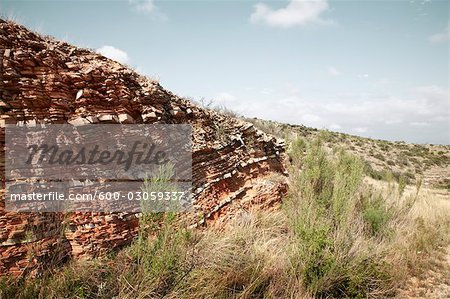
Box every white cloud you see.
[96,45,130,64]
[384,119,402,125]
[353,127,368,133]
[250,0,331,28]
[215,92,238,103]
[261,88,274,95]
[415,85,448,104]
[375,78,390,85]
[302,114,321,123]
[328,66,341,76]
[129,0,155,13]
[359,74,369,78]
[329,123,341,130]
[128,0,167,20]
[214,85,449,143]
[429,22,450,44]
[410,122,430,127]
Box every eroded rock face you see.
[0,20,287,276]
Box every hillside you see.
[0,19,286,276]
[246,118,450,188]
[0,20,449,299]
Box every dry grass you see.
[1,137,449,299]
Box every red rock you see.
[0,20,287,277]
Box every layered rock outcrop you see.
[0,20,287,276]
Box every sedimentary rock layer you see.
[0,20,287,276]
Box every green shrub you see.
[283,136,449,298]
[373,153,386,161]
[362,194,392,236]
[285,138,393,297]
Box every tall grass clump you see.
[116,164,199,298]
[284,137,449,298]
[117,213,198,298]
[169,211,296,299]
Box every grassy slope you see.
[245,118,450,189]
[1,131,449,298]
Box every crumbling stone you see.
[0,20,287,276]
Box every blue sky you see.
[1,0,449,144]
